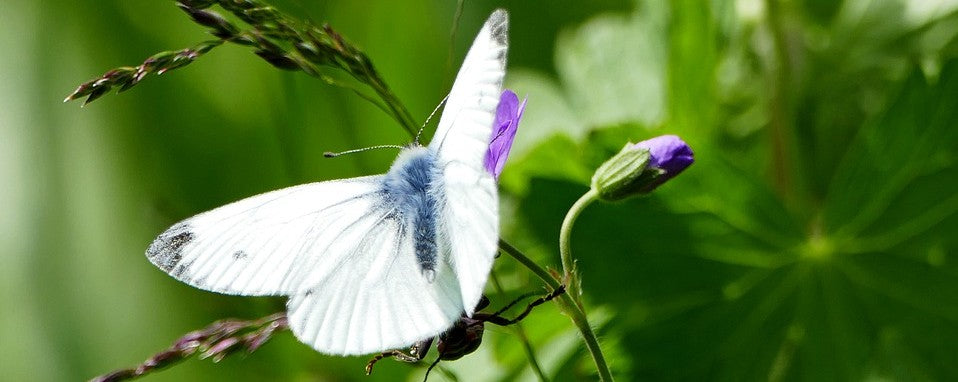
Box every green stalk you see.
[498,236,613,382]
[559,189,598,301]
[498,240,561,290]
[556,189,613,381]
[561,299,614,382]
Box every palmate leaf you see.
[509,60,958,381]
[819,64,958,379]
[497,0,958,379]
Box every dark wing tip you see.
[146,222,194,273]
[487,9,509,46]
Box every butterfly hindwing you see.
[286,216,462,355]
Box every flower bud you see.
[591,135,693,201]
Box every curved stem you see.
[558,189,614,381]
[498,237,614,382]
[559,189,598,301]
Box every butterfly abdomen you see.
[382,147,445,281]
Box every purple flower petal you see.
[630,135,694,191]
[484,90,526,180]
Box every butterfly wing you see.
[286,217,463,355]
[429,10,508,315]
[147,176,464,355]
[147,176,386,296]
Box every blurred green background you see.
[3,0,958,381]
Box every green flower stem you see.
[561,298,614,382]
[498,239,561,290]
[558,188,614,381]
[560,188,598,301]
[498,238,613,382]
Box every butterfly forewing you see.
[147,176,384,296]
[430,9,508,315]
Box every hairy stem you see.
[559,189,598,302]
[557,189,613,381]
[561,298,614,381]
[498,238,613,382]
[498,239,561,290]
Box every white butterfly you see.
[146,10,508,356]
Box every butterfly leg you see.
[364,337,435,375]
[478,285,566,326]
[423,357,443,382]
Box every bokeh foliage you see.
[2,0,958,381]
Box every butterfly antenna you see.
[323,144,405,158]
[423,357,442,382]
[415,95,449,144]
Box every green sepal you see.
[590,144,653,201]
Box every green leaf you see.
[826,65,958,247]
[502,1,668,159]
[554,1,668,128]
[510,61,958,380]
[505,69,585,157]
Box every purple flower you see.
[630,135,694,191]
[591,134,694,201]
[484,90,526,180]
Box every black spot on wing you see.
[171,259,194,278]
[146,223,194,274]
[487,9,509,47]
[232,250,248,260]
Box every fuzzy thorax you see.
[381,146,445,281]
